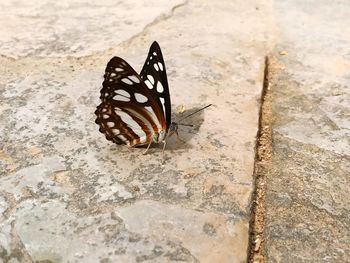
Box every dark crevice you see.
[247,56,273,263]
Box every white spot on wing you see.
[128,75,140,83]
[112,129,120,135]
[102,114,109,119]
[115,68,123,72]
[154,64,159,71]
[160,98,166,115]
[147,75,154,85]
[145,80,153,89]
[107,122,114,128]
[121,78,133,85]
[115,90,130,98]
[113,95,130,102]
[118,134,127,141]
[110,73,116,77]
[156,82,164,92]
[135,93,148,103]
[158,62,163,71]
[145,106,153,113]
[153,52,156,56]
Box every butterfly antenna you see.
[177,123,194,127]
[177,104,212,123]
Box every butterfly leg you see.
[162,140,167,153]
[161,140,167,164]
[143,139,153,155]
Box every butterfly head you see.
[161,122,178,143]
[168,122,178,136]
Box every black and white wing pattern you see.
[140,41,171,129]
[95,43,170,148]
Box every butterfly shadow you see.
[157,106,208,151]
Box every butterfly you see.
[95,41,211,153]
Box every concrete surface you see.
[2,0,349,262]
[0,0,186,58]
[0,0,275,262]
[265,0,350,262]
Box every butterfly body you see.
[95,41,174,151]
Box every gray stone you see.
[265,0,350,262]
[0,0,274,262]
[0,0,186,58]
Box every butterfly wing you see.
[95,56,167,147]
[140,41,171,130]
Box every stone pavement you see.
[0,0,274,262]
[264,1,350,262]
[0,0,349,262]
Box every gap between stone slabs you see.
[248,56,275,263]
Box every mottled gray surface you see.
[0,0,275,262]
[265,0,350,262]
[0,0,186,58]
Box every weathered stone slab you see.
[0,0,185,58]
[265,0,350,261]
[0,0,275,262]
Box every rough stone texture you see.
[0,0,186,58]
[265,0,350,262]
[0,0,275,262]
